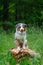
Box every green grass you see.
[0,27,43,65]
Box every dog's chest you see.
[15,32,25,42]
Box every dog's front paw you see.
[17,47,20,51]
[23,46,26,49]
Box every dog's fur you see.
[15,23,28,50]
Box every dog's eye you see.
[23,26,25,28]
[24,28,25,31]
[17,26,21,31]
[18,26,21,28]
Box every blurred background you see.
[0,0,43,31]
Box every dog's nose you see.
[20,29,23,32]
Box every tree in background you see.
[2,0,9,30]
[0,0,43,31]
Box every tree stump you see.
[10,48,40,62]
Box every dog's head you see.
[16,23,27,34]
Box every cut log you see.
[10,48,40,62]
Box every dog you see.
[15,23,28,51]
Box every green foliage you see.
[0,0,43,28]
[19,56,30,65]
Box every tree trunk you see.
[15,0,22,21]
[3,0,9,30]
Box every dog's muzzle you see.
[20,29,24,32]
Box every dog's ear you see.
[24,24,27,27]
[16,23,21,27]
[16,23,19,27]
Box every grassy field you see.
[0,27,43,65]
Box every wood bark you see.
[10,48,40,62]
